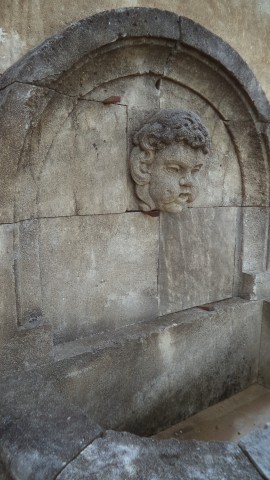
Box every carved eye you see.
[166,165,180,173]
[191,164,203,174]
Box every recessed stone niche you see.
[0,8,270,444]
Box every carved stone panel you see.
[31,213,159,343]
[159,207,238,315]
[129,109,210,213]
[0,84,128,223]
[0,7,269,353]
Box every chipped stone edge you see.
[0,8,269,121]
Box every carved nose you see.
[179,174,193,186]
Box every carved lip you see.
[176,193,192,203]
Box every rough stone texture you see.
[0,9,179,90]
[85,74,160,109]
[50,298,262,435]
[0,84,128,223]
[129,109,210,213]
[242,207,269,272]
[225,122,268,207]
[0,371,102,480]
[56,430,262,480]
[0,322,53,377]
[240,272,270,300]
[180,16,270,121]
[0,83,54,224]
[0,9,269,464]
[53,41,172,98]
[34,99,127,217]
[1,2,270,109]
[160,80,242,207]
[0,225,17,342]
[159,207,237,315]
[164,49,255,122]
[258,300,270,389]
[17,213,158,343]
[239,423,270,480]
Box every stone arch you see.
[0,7,269,343]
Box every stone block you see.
[0,371,102,480]
[240,272,270,300]
[59,43,171,97]
[0,83,55,224]
[86,74,160,109]
[226,122,268,207]
[126,107,159,211]
[0,224,17,342]
[13,220,43,326]
[36,213,158,343]
[239,423,270,480]
[164,50,254,122]
[259,300,270,389]
[51,298,262,435]
[0,83,128,223]
[0,323,53,377]
[160,79,242,207]
[180,16,270,121]
[159,207,237,316]
[56,430,262,480]
[242,207,269,272]
[15,97,128,220]
[0,9,179,89]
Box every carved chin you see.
[162,203,185,213]
[161,193,195,213]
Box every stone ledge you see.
[240,272,270,300]
[46,297,262,435]
[56,430,263,480]
[239,423,270,480]
[0,371,103,480]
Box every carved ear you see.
[130,147,153,185]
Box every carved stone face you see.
[130,109,210,212]
[148,143,204,212]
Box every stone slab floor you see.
[154,384,270,442]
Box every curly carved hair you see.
[133,109,210,154]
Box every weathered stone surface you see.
[164,50,254,122]
[226,122,268,207]
[19,98,127,220]
[0,322,53,377]
[0,225,17,342]
[159,207,237,315]
[31,213,158,343]
[129,108,210,213]
[56,430,262,480]
[180,16,270,121]
[86,74,160,109]
[13,220,43,326]
[259,300,270,389]
[0,1,270,106]
[0,83,54,224]
[0,371,102,480]
[240,272,270,300]
[51,298,262,435]
[0,83,128,223]
[55,42,172,97]
[242,207,269,272]
[239,423,270,480]
[160,80,242,207]
[0,9,179,90]
[0,461,11,480]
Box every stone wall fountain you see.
[0,7,269,479]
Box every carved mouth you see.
[179,193,190,200]
[175,193,192,204]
